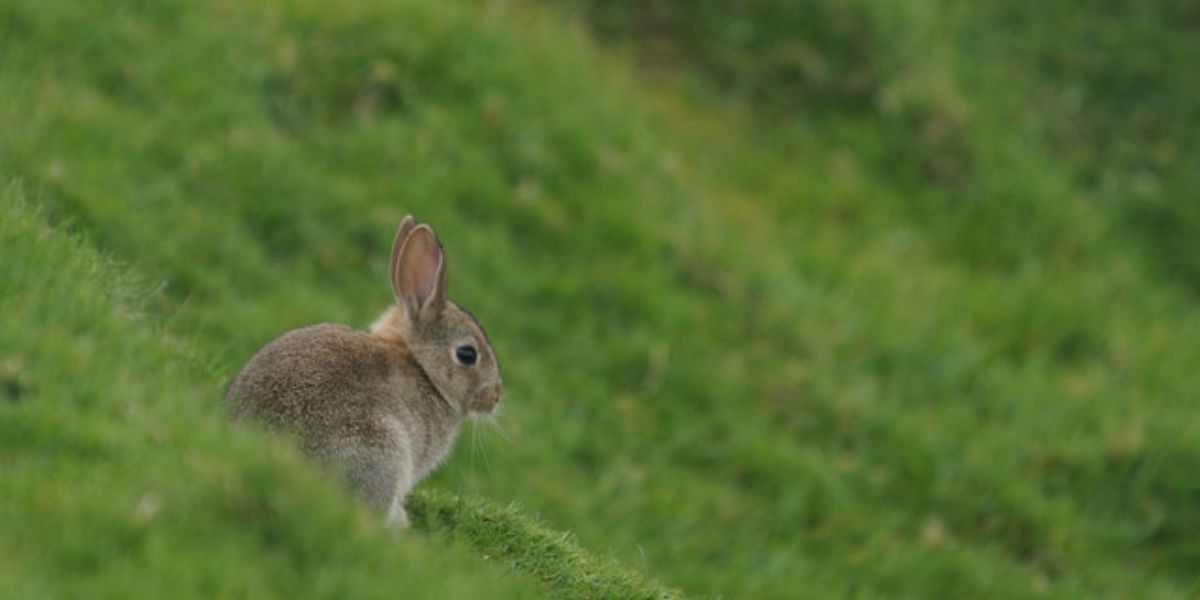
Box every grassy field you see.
[2,0,1198,597]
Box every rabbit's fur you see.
[226,216,503,528]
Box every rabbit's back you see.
[226,323,415,446]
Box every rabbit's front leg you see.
[385,498,410,529]
[333,440,409,527]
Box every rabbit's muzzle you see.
[469,383,503,415]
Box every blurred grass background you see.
[2,0,1198,597]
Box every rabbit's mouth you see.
[467,384,503,415]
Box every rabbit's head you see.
[373,216,503,416]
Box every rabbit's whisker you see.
[469,419,479,471]
[485,416,513,444]
[476,420,493,475]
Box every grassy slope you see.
[552,1,1200,596]
[2,0,1199,597]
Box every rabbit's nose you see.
[486,384,504,407]
[473,384,503,413]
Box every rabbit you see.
[225,215,503,528]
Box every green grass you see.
[3,0,1199,597]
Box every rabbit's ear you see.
[395,224,447,320]
[390,215,417,301]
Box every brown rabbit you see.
[225,216,503,528]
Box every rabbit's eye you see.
[455,345,478,366]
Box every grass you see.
[2,0,1199,597]
[411,490,679,599]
